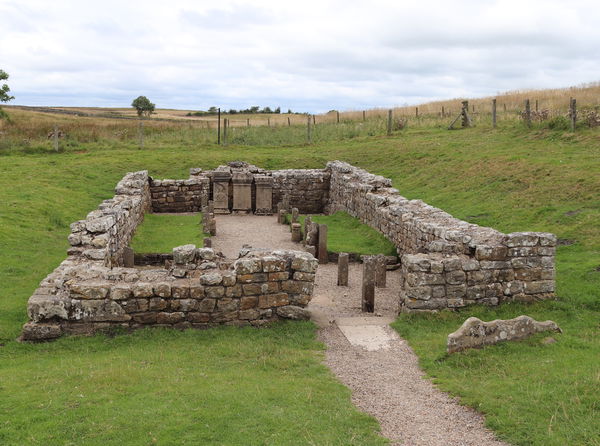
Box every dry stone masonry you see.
[21,160,556,341]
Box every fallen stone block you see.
[447,315,561,353]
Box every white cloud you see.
[1,0,599,112]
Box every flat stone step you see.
[335,316,400,351]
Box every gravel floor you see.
[212,215,510,446]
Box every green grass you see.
[130,213,208,253]
[291,212,397,256]
[0,119,599,445]
[0,323,388,445]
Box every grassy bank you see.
[0,118,598,444]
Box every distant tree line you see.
[186,106,297,117]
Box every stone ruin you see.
[21,161,556,341]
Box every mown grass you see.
[0,323,388,445]
[0,111,599,445]
[290,212,397,256]
[130,213,209,253]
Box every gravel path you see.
[212,215,510,446]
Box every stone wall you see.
[148,163,330,215]
[66,171,151,266]
[22,248,317,341]
[271,169,330,214]
[150,177,210,213]
[326,161,556,311]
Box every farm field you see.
[0,106,599,445]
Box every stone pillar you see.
[291,223,302,242]
[254,175,273,215]
[306,245,316,257]
[203,238,212,248]
[232,171,253,214]
[375,254,387,288]
[362,257,375,312]
[291,207,299,224]
[303,216,312,244]
[212,171,231,214]
[278,209,286,225]
[318,224,328,264]
[337,253,349,286]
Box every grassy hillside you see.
[0,116,599,444]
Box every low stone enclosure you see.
[21,160,556,341]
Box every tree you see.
[0,69,14,120]
[131,96,155,117]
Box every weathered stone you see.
[205,286,225,298]
[291,252,318,273]
[154,282,172,298]
[111,283,132,300]
[234,258,262,274]
[173,244,196,264]
[132,282,154,298]
[71,300,131,322]
[240,296,258,310]
[199,272,223,286]
[447,315,561,353]
[337,252,349,286]
[258,293,289,308]
[27,295,70,322]
[21,322,62,341]
[276,305,311,320]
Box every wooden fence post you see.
[535,100,539,112]
[492,98,497,128]
[441,106,445,117]
[362,110,366,121]
[288,117,291,126]
[570,98,577,132]
[267,118,271,127]
[336,110,340,124]
[53,124,59,151]
[223,118,228,145]
[415,107,419,118]
[503,103,507,113]
[138,121,144,149]
[524,99,531,128]
[307,115,312,144]
[217,108,221,145]
[387,109,392,136]
[247,118,250,127]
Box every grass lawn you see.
[0,117,599,445]
[130,213,209,253]
[291,212,397,256]
[0,323,387,445]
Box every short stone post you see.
[209,218,217,236]
[291,207,299,224]
[278,209,287,225]
[303,216,312,244]
[337,253,349,286]
[362,257,375,312]
[375,254,387,288]
[318,224,328,264]
[291,223,302,242]
[208,200,214,215]
[203,238,212,248]
[306,245,316,257]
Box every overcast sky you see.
[1,0,599,113]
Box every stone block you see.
[258,293,289,308]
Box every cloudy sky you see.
[1,0,599,113]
